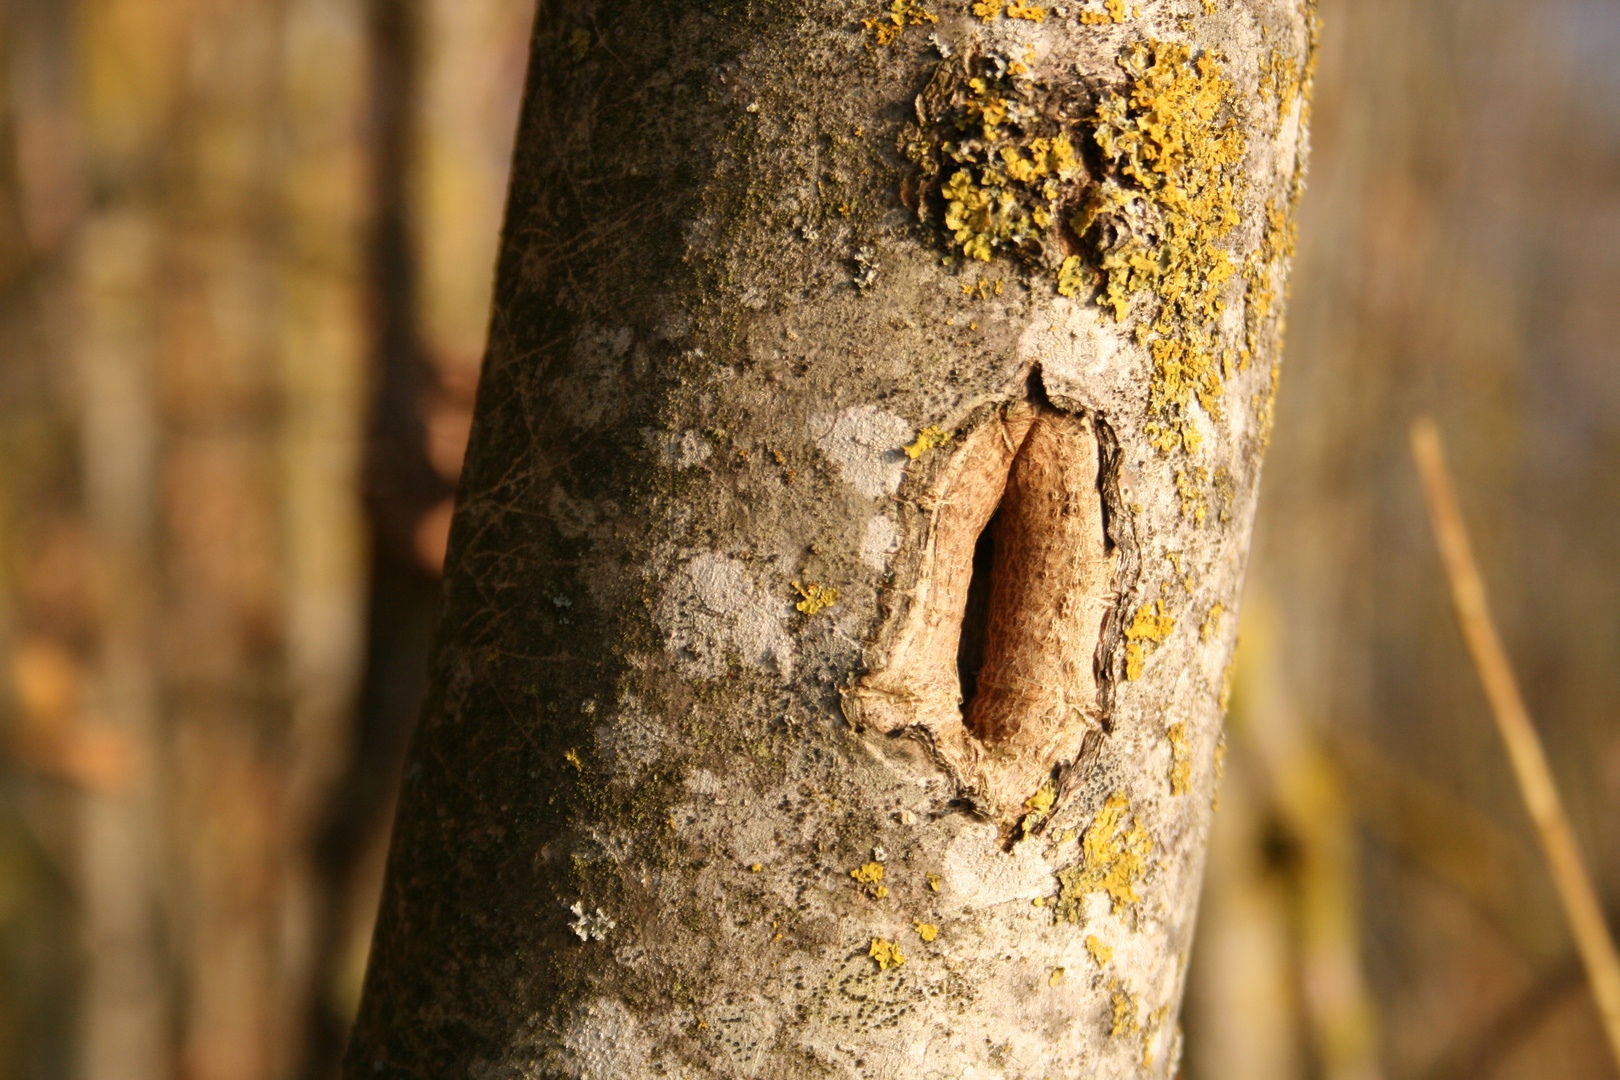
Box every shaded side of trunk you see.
[348,2,1316,1077]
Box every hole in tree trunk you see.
[842,398,1117,821]
[956,510,998,709]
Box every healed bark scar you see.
[845,401,1119,824]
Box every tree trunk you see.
[347,2,1317,1076]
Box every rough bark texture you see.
[347,1,1316,1077]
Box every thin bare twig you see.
[1410,417,1620,1072]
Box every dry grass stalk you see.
[1411,417,1620,1070]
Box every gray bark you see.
[346,1,1317,1077]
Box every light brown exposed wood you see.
[847,401,1116,824]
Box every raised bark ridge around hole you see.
[845,400,1117,823]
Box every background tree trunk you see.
[347,2,1316,1076]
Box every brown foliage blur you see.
[0,1,1615,1079]
[0,1,532,1077]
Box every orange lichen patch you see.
[1054,793,1152,922]
[1006,1,1047,20]
[1166,722,1191,795]
[862,0,938,48]
[869,937,905,970]
[913,920,939,941]
[971,0,1003,19]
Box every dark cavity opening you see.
[957,508,999,710]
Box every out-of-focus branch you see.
[1411,417,1620,1071]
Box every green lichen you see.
[903,55,1090,267]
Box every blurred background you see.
[0,1,1614,1079]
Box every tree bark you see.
[347,2,1317,1076]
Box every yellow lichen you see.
[1054,793,1152,922]
[1049,967,1066,987]
[869,937,905,970]
[793,581,839,614]
[1019,778,1057,838]
[1123,601,1174,680]
[1200,602,1223,643]
[1078,0,1127,23]
[850,861,885,885]
[1166,722,1191,795]
[971,0,1003,19]
[564,747,582,769]
[1219,661,1233,713]
[904,424,951,459]
[1085,934,1113,966]
[1174,466,1209,526]
[1126,601,1175,643]
[1057,254,1087,298]
[1006,0,1046,20]
[862,0,938,48]
[925,871,942,892]
[913,920,939,941]
[1025,781,1056,816]
[906,66,1085,267]
[1110,982,1141,1036]
[1083,41,1247,456]
[1141,1003,1172,1067]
